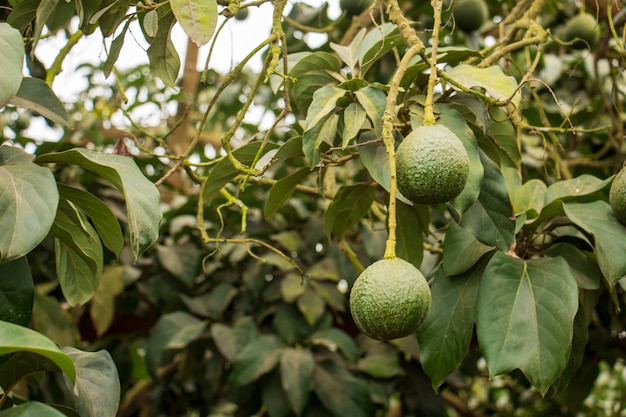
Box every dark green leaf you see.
[7,0,39,33]
[324,184,375,240]
[356,22,403,76]
[357,354,404,378]
[0,351,61,392]
[146,6,180,87]
[262,370,292,417]
[210,316,256,362]
[395,201,428,269]
[36,148,161,258]
[544,243,601,290]
[460,151,515,252]
[342,102,366,147]
[354,86,386,135]
[545,175,610,205]
[58,184,124,256]
[156,242,200,288]
[0,257,33,327]
[145,312,207,376]
[201,141,279,205]
[229,335,285,386]
[183,282,237,320]
[0,145,59,264]
[442,221,494,276]
[0,23,24,107]
[280,348,314,415]
[61,348,120,417]
[8,77,69,125]
[103,19,131,77]
[308,328,358,363]
[0,402,67,417]
[563,201,626,287]
[312,360,374,417]
[0,320,75,383]
[476,252,578,394]
[264,168,312,220]
[289,52,342,113]
[487,107,520,168]
[32,0,60,48]
[32,293,80,346]
[417,262,483,390]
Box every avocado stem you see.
[423,0,443,126]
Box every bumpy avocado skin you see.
[396,124,470,205]
[453,0,489,33]
[349,258,431,341]
[564,13,600,49]
[610,168,626,224]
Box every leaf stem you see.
[423,0,443,126]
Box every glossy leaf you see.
[0,145,59,264]
[0,257,33,327]
[264,168,312,220]
[62,347,120,417]
[201,141,279,205]
[356,22,403,75]
[145,312,207,376]
[417,262,483,389]
[476,252,578,394]
[545,175,610,205]
[342,102,366,147]
[442,221,494,276]
[0,22,24,107]
[0,402,67,417]
[170,0,217,47]
[324,184,375,240]
[8,77,69,125]
[58,184,124,256]
[280,348,314,415]
[563,201,626,287]
[0,320,75,383]
[447,64,521,108]
[460,152,515,252]
[36,148,161,258]
[354,86,386,135]
[229,335,285,386]
[289,52,342,113]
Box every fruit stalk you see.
[381,44,422,259]
[424,0,443,126]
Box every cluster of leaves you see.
[3,0,626,416]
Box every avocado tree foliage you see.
[2,0,626,415]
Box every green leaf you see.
[264,168,311,220]
[513,179,547,218]
[54,237,101,307]
[210,316,256,362]
[442,221,494,276]
[61,348,120,417]
[312,360,374,417]
[342,102,366,147]
[545,175,610,205]
[354,86,386,135]
[544,243,601,290]
[0,402,67,417]
[356,22,403,76]
[447,64,521,108]
[103,19,131,77]
[296,288,326,326]
[280,273,305,303]
[357,354,404,378]
[170,0,217,46]
[7,0,39,33]
[58,184,124,256]
[0,320,76,383]
[439,105,483,215]
[229,335,285,386]
[488,107,521,168]
[417,262,483,390]
[262,370,292,417]
[146,6,180,87]
[289,52,342,113]
[33,0,60,47]
[303,86,345,141]
[308,328,358,363]
[145,312,207,376]
[201,141,279,205]
[0,351,62,392]
[460,151,515,252]
[280,348,314,416]
[324,184,375,240]
[36,148,161,258]
[563,200,626,287]
[0,23,24,107]
[8,77,69,125]
[476,252,578,394]
[156,242,200,288]
[0,145,59,264]
[0,257,33,327]
[89,265,125,336]
[32,293,80,346]
[142,9,159,37]
[183,282,237,320]
[395,201,428,269]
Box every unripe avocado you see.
[564,13,600,49]
[350,258,431,341]
[610,167,626,224]
[396,124,470,205]
[453,0,489,33]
